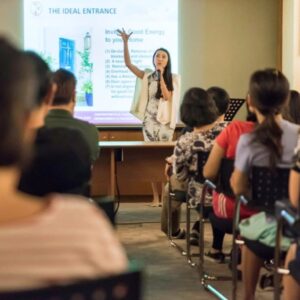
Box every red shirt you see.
[217,120,254,158]
[212,120,256,218]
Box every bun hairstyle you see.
[250,68,289,168]
[0,38,37,167]
[152,48,173,99]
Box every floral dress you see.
[142,73,174,141]
[173,122,228,207]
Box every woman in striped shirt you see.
[0,38,127,292]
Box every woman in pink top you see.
[0,39,127,292]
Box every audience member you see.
[19,54,92,197]
[0,38,127,292]
[19,127,92,196]
[207,86,230,121]
[161,87,228,240]
[203,101,257,262]
[45,68,99,163]
[230,69,299,300]
[23,51,56,130]
[181,86,230,134]
[283,145,300,300]
[18,51,56,193]
[282,90,300,125]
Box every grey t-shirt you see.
[235,119,300,172]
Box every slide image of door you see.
[59,38,75,73]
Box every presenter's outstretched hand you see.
[117,28,132,42]
[116,28,144,78]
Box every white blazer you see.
[130,70,181,129]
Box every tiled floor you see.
[116,202,274,300]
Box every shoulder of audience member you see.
[50,193,108,221]
[215,120,229,129]
[226,119,255,131]
[74,117,98,132]
[283,118,300,131]
[180,126,193,135]
[175,131,194,149]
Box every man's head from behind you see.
[52,68,77,109]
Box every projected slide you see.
[24,0,178,125]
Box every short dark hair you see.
[180,87,218,128]
[24,51,53,107]
[207,86,230,116]
[0,38,37,167]
[285,90,300,125]
[19,127,91,196]
[53,68,76,105]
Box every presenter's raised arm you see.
[117,29,144,79]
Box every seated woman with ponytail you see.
[230,69,300,300]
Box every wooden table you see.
[95,141,175,205]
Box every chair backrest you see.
[194,151,210,183]
[216,158,235,197]
[224,98,245,121]
[248,166,290,213]
[0,268,142,300]
[91,196,115,225]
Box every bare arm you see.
[117,29,144,79]
[160,75,172,100]
[164,155,175,180]
[203,143,225,180]
[230,169,248,196]
[289,169,300,208]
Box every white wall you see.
[0,0,23,46]
[0,0,280,99]
[179,0,280,98]
[282,0,300,90]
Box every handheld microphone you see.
[156,70,161,81]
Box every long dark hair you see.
[250,69,289,168]
[152,48,174,99]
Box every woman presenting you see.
[117,29,180,141]
[117,29,180,205]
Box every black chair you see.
[168,151,209,267]
[232,166,290,300]
[0,266,142,300]
[274,201,300,300]
[199,158,234,299]
[224,99,245,122]
[91,196,115,225]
